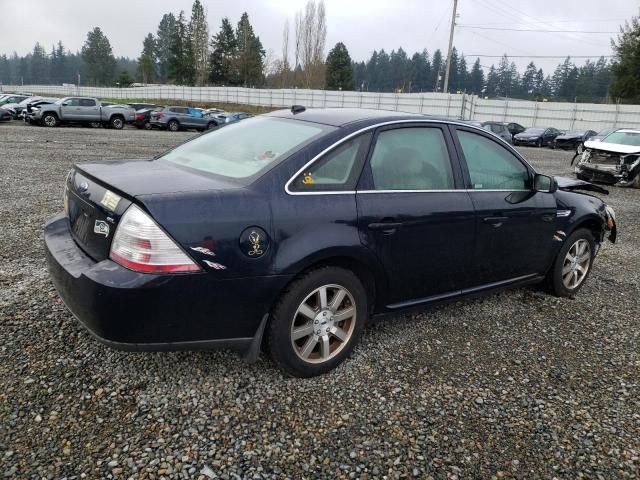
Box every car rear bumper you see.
[514,138,540,146]
[44,213,291,352]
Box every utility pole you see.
[443,0,458,94]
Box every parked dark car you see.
[132,107,161,129]
[45,108,617,377]
[0,108,12,122]
[552,130,597,150]
[481,121,512,144]
[576,129,640,188]
[506,122,526,139]
[150,106,219,131]
[128,103,159,111]
[513,127,561,147]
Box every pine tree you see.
[0,54,10,84]
[485,65,498,97]
[29,42,49,83]
[409,50,431,92]
[156,13,177,82]
[167,11,194,85]
[365,50,378,90]
[138,33,157,84]
[521,62,537,97]
[431,49,443,91]
[469,58,484,95]
[389,47,409,92]
[209,18,237,84]
[81,27,116,86]
[235,12,265,86]
[326,42,353,90]
[50,41,67,84]
[376,49,390,91]
[190,0,209,86]
[610,13,640,101]
[456,54,468,93]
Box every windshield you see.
[601,131,640,146]
[161,116,332,180]
[523,128,545,134]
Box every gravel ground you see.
[0,121,638,479]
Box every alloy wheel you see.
[44,115,56,127]
[290,284,357,364]
[562,239,591,289]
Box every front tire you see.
[547,228,596,297]
[42,113,58,127]
[168,120,179,132]
[537,138,543,148]
[267,267,367,377]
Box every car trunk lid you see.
[67,159,241,261]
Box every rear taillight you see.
[135,113,143,120]
[109,205,201,273]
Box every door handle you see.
[368,222,402,234]
[483,216,509,227]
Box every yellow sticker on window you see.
[302,173,314,185]
[100,190,121,211]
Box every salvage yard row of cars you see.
[0,92,253,131]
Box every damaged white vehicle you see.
[576,129,640,188]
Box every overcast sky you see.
[1,0,638,73]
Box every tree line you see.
[2,0,640,104]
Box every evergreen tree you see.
[431,49,443,91]
[485,65,498,97]
[409,50,431,92]
[469,58,484,95]
[610,13,640,101]
[446,47,459,92]
[0,54,10,84]
[352,61,367,90]
[81,27,116,86]
[190,0,209,85]
[376,49,391,91]
[156,13,177,82]
[209,18,237,84]
[456,53,468,93]
[235,12,265,86]
[115,69,134,86]
[50,41,67,83]
[29,42,49,83]
[389,47,409,92]
[365,50,379,90]
[138,33,157,83]
[167,11,194,84]
[326,42,353,90]
[521,62,537,97]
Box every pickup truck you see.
[30,97,136,129]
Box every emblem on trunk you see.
[94,220,110,237]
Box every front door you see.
[451,126,557,285]
[60,98,82,121]
[357,124,476,307]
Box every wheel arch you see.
[568,215,606,244]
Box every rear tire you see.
[110,116,124,130]
[267,267,367,377]
[168,120,179,132]
[42,113,58,127]
[546,228,596,298]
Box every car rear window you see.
[160,117,332,180]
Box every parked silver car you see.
[30,97,135,129]
[150,106,220,132]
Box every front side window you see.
[369,127,455,190]
[161,117,331,181]
[457,130,530,190]
[62,98,80,107]
[290,133,371,192]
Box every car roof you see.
[265,107,426,127]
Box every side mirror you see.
[534,173,557,193]
[61,102,69,106]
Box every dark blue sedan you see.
[45,108,616,377]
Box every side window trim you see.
[448,125,534,190]
[286,132,373,195]
[357,123,466,192]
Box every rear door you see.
[451,126,557,284]
[79,98,99,120]
[356,123,476,307]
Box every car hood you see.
[554,176,609,194]
[76,159,242,197]
[583,140,640,154]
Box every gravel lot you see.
[0,121,638,479]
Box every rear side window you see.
[457,130,529,190]
[369,127,455,190]
[290,133,371,192]
[80,99,96,107]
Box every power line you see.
[467,54,614,58]
[458,25,618,34]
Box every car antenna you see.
[291,105,306,114]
